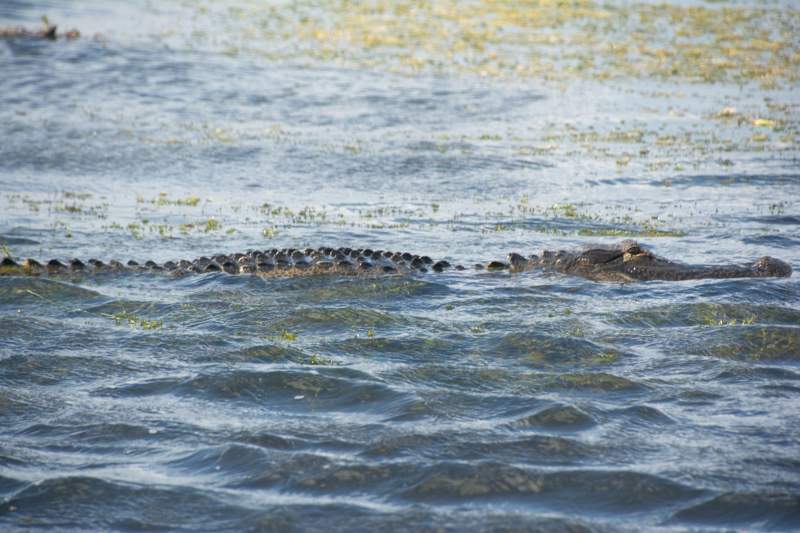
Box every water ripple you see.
[404,463,701,511]
[1,0,798,529]
[672,492,800,530]
[0,476,253,531]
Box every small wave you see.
[168,443,270,479]
[403,463,700,511]
[385,368,643,405]
[270,306,416,335]
[382,386,544,423]
[0,388,43,421]
[363,432,594,464]
[505,403,597,431]
[0,475,26,498]
[245,506,598,533]
[657,173,800,188]
[345,152,550,183]
[674,389,724,406]
[607,405,675,426]
[328,335,460,363]
[93,376,184,398]
[381,397,438,422]
[0,235,39,245]
[714,365,800,382]
[671,491,800,530]
[2,348,144,387]
[176,271,229,290]
[233,431,305,451]
[0,475,251,531]
[488,332,629,368]
[299,276,452,303]
[83,299,172,317]
[213,343,314,365]
[759,383,800,397]
[0,277,101,305]
[233,452,405,495]
[687,279,799,305]
[547,372,645,393]
[0,316,60,352]
[17,422,161,444]
[747,215,800,226]
[99,369,408,413]
[360,433,449,459]
[697,326,800,362]
[742,234,800,249]
[384,364,517,393]
[612,303,800,329]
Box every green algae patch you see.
[507,404,597,430]
[140,193,203,207]
[706,327,800,362]
[203,218,222,232]
[112,310,163,330]
[553,372,642,392]
[264,330,298,343]
[307,354,334,366]
[614,303,800,329]
[201,0,800,86]
[577,227,687,238]
[332,336,456,359]
[494,332,624,368]
[5,191,109,221]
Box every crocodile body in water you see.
[0,241,792,282]
[0,24,80,41]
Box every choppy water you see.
[1,1,799,531]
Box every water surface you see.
[1,1,799,531]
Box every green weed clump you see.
[112,310,164,330]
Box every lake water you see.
[1,0,799,531]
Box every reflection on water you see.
[1,0,799,531]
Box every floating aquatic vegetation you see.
[112,310,164,330]
[192,0,800,86]
[139,193,203,207]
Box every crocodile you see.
[0,241,792,282]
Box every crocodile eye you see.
[624,251,652,263]
[620,240,642,255]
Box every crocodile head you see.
[537,240,792,282]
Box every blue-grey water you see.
[1,1,799,531]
